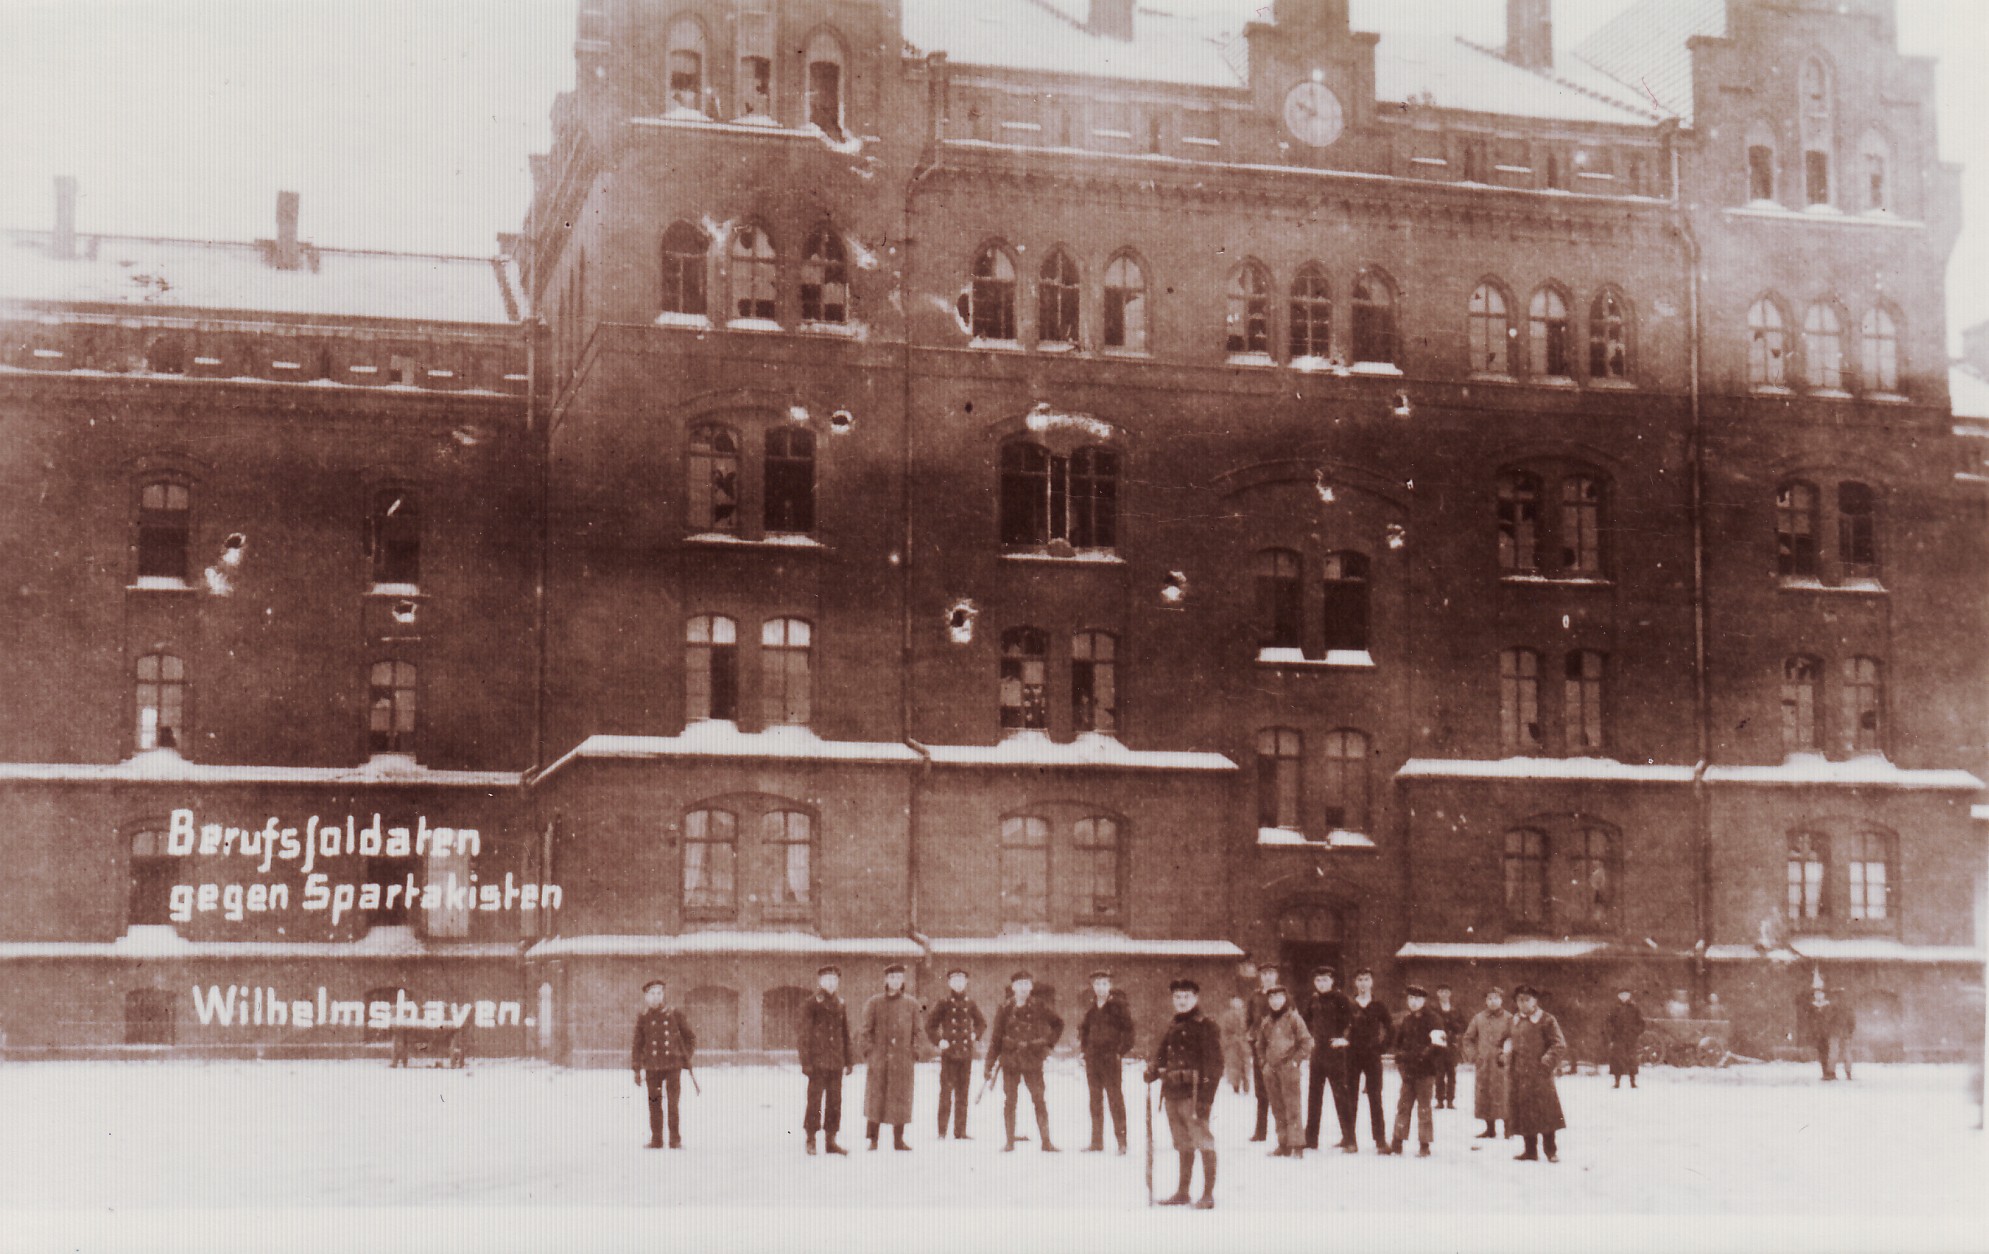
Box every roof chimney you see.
[275,190,302,270]
[1506,0,1552,71]
[1087,0,1134,41]
[52,176,77,261]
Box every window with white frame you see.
[660,221,710,317]
[998,442,1118,550]
[1320,730,1369,834]
[1845,830,1892,923]
[1563,650,1605,753]
[683,808,738,916]
[1781,655,1823,753]
[1569,825,1619,930]
[1288,265,1331,361]
[1776,481,1819,577]
[367,660,418,755]
[1799,56,1833,206]
[1039,249,1080,347]
[1786,830,1828,924]
[800,226,849,324]
[999,815,1050,927]
[1842,655,1883,755]
[687,425,740,533]
[137,480,191,582]
[729,224,778,322]
[1861,305,1899,393]
[1529,286,1571,378]
[965,246,1018,341]
[765,810,814,911]
[1503,827,1549,927]
[1225,263,1270,356]
[1589,289,1629,379]
[1072,816,1123,921]
[1804,302,1846,390]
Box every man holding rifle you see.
[985,970,1064,1152]
[631,977,697,1149]
[1145,977,1223,1210]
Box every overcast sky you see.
[0,0,1983,346]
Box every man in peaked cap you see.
[985,969,1065,1152]
[1079,968,1135,1154]
[926,967,987,1139]
[631,977,696,1149]
[799,964,853,1155]
[862,962,921,1150]
[1146,977,1223,1208]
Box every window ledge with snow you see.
[367,582,423,597]
[1347,361,1404,377]
[684,532,825,550]
[1867,391,1909,404]
[1099,346,1152,360]
[1001,548,1124,565]
[1225,352,1276,368]
[1589,377,1638,390]
[655,311,712,330]
[1498,574,1613,588]
[799,321,858,338]
[968,337,1023,352]
[129,576,195,593]
[1809,388,1854,401]
[1750,385,1795,397]
[1257,827,1375,849]
[1255,648,1375,669]
[1036,340,1079,354]
[1468,372,1519,385]
[725,318,784,334]
[1776,575,1885,595]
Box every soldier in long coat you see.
[925,968,987,1139]
[630,977,697,1149]
[1603,987,1646,1088]
[1459,986,1514,1138]
[1145,977,1224,1209]
[862,963,921,1150]
[798,964,853,1155]
[1504,984,1568,1162]
[1252,985,1314,1157]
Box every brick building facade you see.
[0,0,1981,1066]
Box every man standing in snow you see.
[1433,984,1466,1109]
[1302,966,1354,1151]
[1460,986,1514,1139]
[986,970,1065,1152]
[799,964,853,1156]
[1828,990,1857,1081]
[1145,977,1223,1209]
[630,977,696,1149]
[1079,969,1135,1154]
[1604,986,1646,1089]
[1345,968,1394,1153]
[1505,984,1568,1162]
[1244,962,1280,1142]
[1252,984,1314,1157]
[926,967,986,1139]
[862,963,921,1151]
[1387,984,1442,1156]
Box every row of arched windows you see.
[1468,283,1630,381]
[1743,56,1899,216]
[1502,822,1620,932]
[661,221,851,329]
[661,16,848,138]
[1780,654,1885,758]
[1747,296,1901,394]
[1255,727,1373,837]
[1786,829,1895,926]
[962,245,1152,353]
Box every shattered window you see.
[1071,630,1117,734]
[685,615,739,721]
[1103,253,1147,352]
[1775,482,1818,578]
[1499,648,1541,754]
[965,246,1018,340]
[665,17,707,113]
[134,653,185,752]
[1748,298,1788,388]
[1560,477,1601,574]
[729,224,778,322]
[999,627,1049,732]
[800,226,849,324]
[1039,249,1080,346]
[998,441,1117,550]
[1589,289,1629,379]
[1497,472,1540,573]
[367,660,418,755]
[763,426,815,533]
[687,425,740,533]
[1225,262,1270,355]
[369,489,420,586]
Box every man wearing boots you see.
[1252,984,1314,1157]
[985,970,1065,1152]
[1460,986,1514,1140]
[631,977,697,1149]
[1078,969,1135,1154]
[926,968,986,1140]
[1302,966,1354,1152]
[1604,986,1646,1089]
[1387,984,1442,1157]
[1244,962,1280,1142]
[799,964,853,1156]
[1433,984,1466,1109]
[862,963,921,1151]
[1145,977,1223,1209]
[1505,985,1568,1163]
[1346,968,1394,1153]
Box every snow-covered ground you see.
[5,1058,1981,1253]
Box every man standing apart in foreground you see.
[1146,977,1223,1209]
[926,968,986,1139]
[1604,986,1645,1089]
[1460,986,1513,1139]
[1079,969,1135,1154]
[1505,984,1568,1162]
[1253,984,1314,1157]
[1302,967,1354,1151]
[1387,984,1442,1157]
[799,964,853,1156]
[631,977,696,1149]
[986,970,1065,1152]
[1346,968,1394,1153]
[862,962,921,1151]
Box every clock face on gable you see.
[1282,80,1345,148]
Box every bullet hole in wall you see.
[1391,392,1413,419]
[393,600,418,625]
[222,533,247,566]
[946,599,978,644]
[829,409,853,434]
[1160,571,1189,607]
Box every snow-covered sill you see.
[535,727,920,781]
[1809,388,1854,401]
[1751,386,1795,397]
[1099,347,1152,360]
[1706,940,1984,965]
[0,932,523,960]
[654,311,712,330]
[1589,377,1638,390]
[798,321,858,338]
[920,732,1236,772]
[1181,136,1221,148]
[0,365,520,396]
[367,582,423,597]
[1467,372,1519,385]
[1000,549,1125,565]
[1257,827,1377,849]
[725,318,783,333]
[1225,352,1276,368]
[1724,205,1925,230]
[927,934,1244,958]
[1397,757,1695,783]
[684,532,826,550]
[0,750,522,788]
[128,576,195,592]
[1036,340,1079,354]
[967,337,1023,352]
[528,933,923,958]
[1254,648,1375,669]
[1498,574,1612,588]
[1776,576,1886,595]
[1867,392,1910,405]
[1397,940,1613,960]
[1531,375,1578,388]
[1704,757,1983,790]
[1347,361,1404,377]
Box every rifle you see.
[975,1059,1001,1105]
[1143,1079,1155,1208]
[684,1060,701,1096]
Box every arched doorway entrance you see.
[1276,901,1346,988]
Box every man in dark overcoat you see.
[1301,966,1354,1150]
[1388,984,1443,1156]
[862,963,921,1150]
[1145,977,1224,1209]
[1505,984,1568,1162]
[631,977,697,1149]
[925,967,987,1139]
[799,964,853,1155]
[985,970,1065,1152]
[1078,969,1135,1154]
[1603,986,1646,1088]
[1345,967,1394,1152]
[1433,984,1467,1109]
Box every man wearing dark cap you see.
[1252,983,1314,1157]
[1145,977,1223,1208]
[1243,962,1280,1141]
[862,963,921,1151]
[1504,984,1568,1162]
[1302,966,1354,1151]
[1433,984,1466,1109]
[926,968,987,1140]
[1346,968,1394,1153]
[631,977,696,1149]
[1079,969,1135,1154]
[1603,986,1646,1089]
[799,964,853,1156]
[1387,984,1443,1156]
[985,970,1065,1152]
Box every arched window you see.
[1497,471,1541,573]
[800,226,849,324]
[1351,271,1397,365]
[1103,253,1148,352]
[1225,263,1270,355]
[135,653,185,752]
[687,424,740,533]
[761,617,813,726]
[965,246,1018,341]
[805,31,846,140]
[1781,655,1823,753]
[999,627,1048,732]
[1254,549,1302,652]
[1589,289,1629,379]
[997,442,1118,550]
[762,986,811,1051]
[1786,831,1828,923]
[1072,816,1123,921]
[1320,552,1369,654]
[665,17,707,113]
[1071,630,1117,734]
[1799,56,1833,206]
[1861,305,1899,393]
[660,221,711,317]
[1320,730,1369,834]
[1563,651,1605,753]
[683,808,738,916]
[1775,481,1819,577]
[137,480,190,582]
[1804,302,1845,390]
[1560,476,1602,574]
[1748,298,1789,388]
[1502,828,1549,927]
[128,828,174,928]
[1859,130,1891,213]
[1837,482,1877,574]
[367,661,418,755]
[1499,648,1542,754]
[764,810,813,910]
[1039,249,1081,346]
[763,426,815,533]
[1288,264,1332,361]
[1843,655,1883,755]
[1256,728,1303,832]
[999,815,1050,927]
[368,489,420,587]
[1569,825,1619,930]
[735,4,774,119]
[729,224,777,322]
[1528,286,1570,378]
[1746,120,1777,203]
[685,614,739,722]
[1846,830,1893,922]
[1468,282,1511,375]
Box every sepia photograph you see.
[0,0,1985,1250]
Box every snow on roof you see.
[1376,33,1660,125]
[1706,940,1985,965]
[1258,827,1376,849]
[527,933,925,958]
[0,925,520,961]
[1571,0,1725,125]
[1704,757,1984,792]
[1397,757,1696,783]
[535,727,920,783]
[902,0,1246,89]
[1396,940,1615,961]
[0,749,521,789]
[0,230,520,326]
[1950,365,1989,421]
[927,933,1244,958]
[919,732,1237,772]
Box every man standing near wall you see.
[800,964,852,1156]
[630,977,696,1150]
[1346,968,1394,1153]
[1244,962,1279,1142]
[1078,969,1134,1154]
[1302,966,1354,1151]
[986,970,1064,1152]
[862,963,920,1151]
[926,968,986,1140]
[1145,977,1223,1209]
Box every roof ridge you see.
[1018,0,1088,36]
[1452,35,1663,123]
[2,226,504,266]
